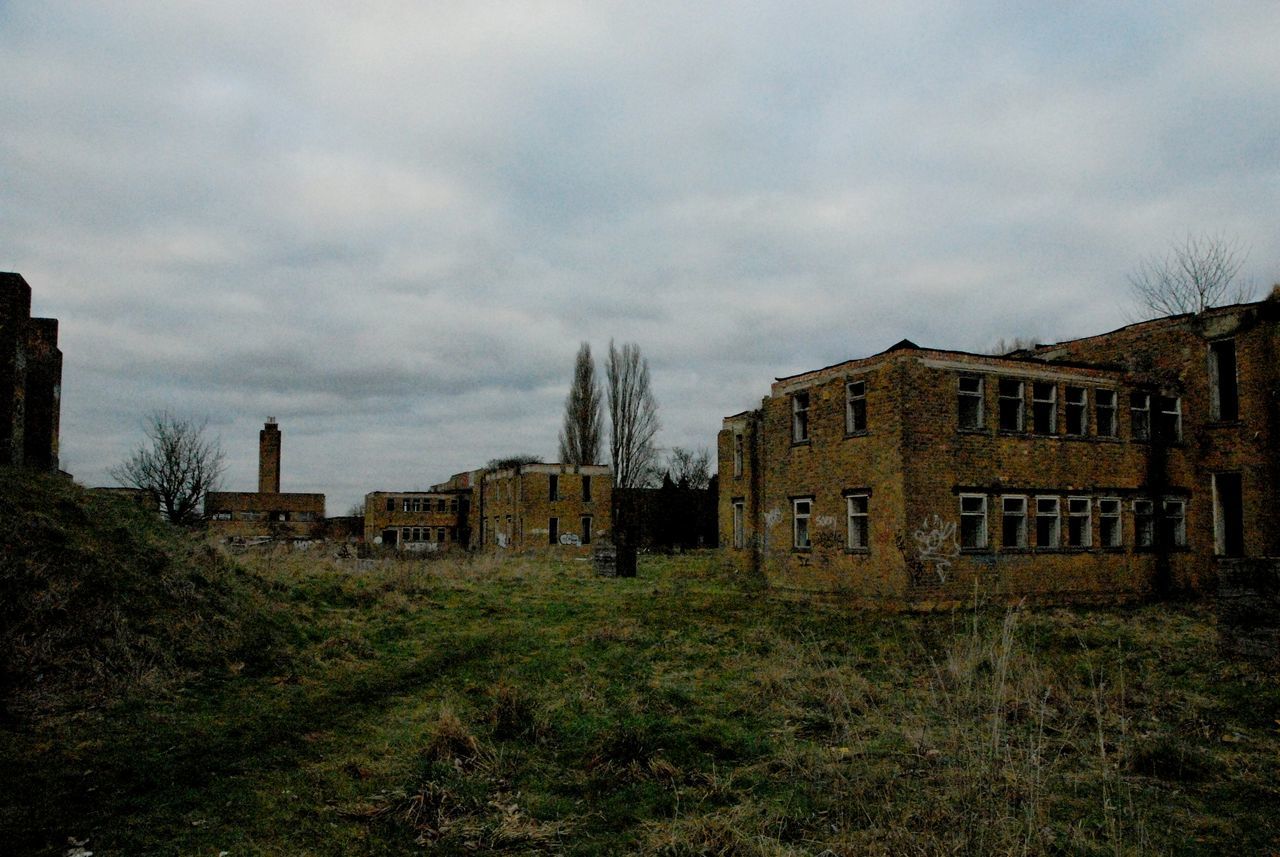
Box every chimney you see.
[259,418,281,494]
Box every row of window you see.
[776,378,1183,447]
[403,526,452,543]
[486,515,595,545]
[549,474,594,502]
[729,494,1188,552]
[388,496,458,513]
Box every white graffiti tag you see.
[913,514,960,583]
[816,515,837,529]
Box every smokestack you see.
[259,418,280,494]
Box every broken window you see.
[450,497,459,512]
[1001,496,1027,548]
[1212,473,1244,557]
[436,498,447,512]
[1156,396,1182,442]
[732,433,744,477]
[402,498,411,512]
[998,379,1024,431]
[960,494,988,549]
[1209,339,1239,421]
[1032,382,1057,434]
[732,500,745,549]
[1162,498,1186,548]
[846,494,869,550]
[1067,497,1091,547]
[1035,497,1060,548]
[1099,499,1121,547]
[1096,390,1118,438]
[548,516,559,545]
[582,475,592,502]
[958,376,983,430]
[581,515,592,545]
[549,474,559,501]
[386,498,395,513]
[1134,499,1154,548]
[437,527,447,543]
[792,498,812,549]
[1065,386,1087,436]
[845,380,867,433]
[792,392,810,443]
[1130,392,1151,441]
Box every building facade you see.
[473,463,612,551]
[205,419,326,539]
[1,273,62,471]
[719,295,1280,608]
[363,490,469,550]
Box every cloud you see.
[2,2,1279,511]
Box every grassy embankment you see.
[2,470,1278,855]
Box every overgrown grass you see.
[3,523,1278,854]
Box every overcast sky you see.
[4,2,1278,514]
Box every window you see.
[581,515,592,545]
[847,494,869,550]
[999,379,1024,431]
[1065,387,1087,436]
[1099,499,1121,548]
[1163,499,1187,548]
[450,497,459,512]
[792,392,810,443]
[1213,473,1244,557]
[1130,392,1151,440]
[403,527,413,543]
[792,498,812,549]
[386,498,395,512]
[549,474,559,501]
[1134,499,1155,548]
[402,498,411,512]
[960,494,988,549]
[1035,497,1060,548]
[437,527,447,542]
[1032,382,1057,434]
[548,516,559,545]
[436,498,447,512]
[582,475,592,502]
[958,376,984,430]
[1002,496,1027,548]
[732,433,744,477]
[1067,497,1091,547]
[732,500,745,549]
[1096,390,1118,438]
[1156,396,1182,442]
[845,380,867,433]
[1209,339,1239,421]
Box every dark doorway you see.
[382,528,399,547]
[1214,473,1244,557]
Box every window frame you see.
[792,497,813,550]
[845,379,867,434]
[732,433,744,477]
[958,375,984,431]
[1208,338,1239,422]
[1035,496,1061,549]
[792,391,811,444]
[1032,381,1057,434]
[1067,496,1092,548]
[1098,498,1121,548]
[581,515,592,545]
[998,378,1025,432]
[846,493,869,551]
[1163,498,1187,548]
[549,473,560,501]
[1133,499,1155,549]
[1065,386,1088,436]
[732,499,745,549]
[1095,389,1118,438]
[582,475,592,502]
[959,494,988,550]
[1001,495,1028,549]
[1156,396,1182,443]
[1130,391,1151,441]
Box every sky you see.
[3,1,1278,515]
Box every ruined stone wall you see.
[1,274,61,471]
[205,491,326,538]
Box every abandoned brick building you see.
[719,293,1280,607]
[364,462,612,553]
[1,273,62,471]
[205,419,326,539]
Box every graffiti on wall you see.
[913,514,960,583]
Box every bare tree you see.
[666,446,711,490]
[1129,233,1253,318]
[606,340,660,489]
[486,454,543,471]
[557,342,603,465]
[987,335,1040,356]
[112,411,225,525]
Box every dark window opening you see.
[1210,340,1239,421]
[998,379,1024,431]
[1032,382,1056,434]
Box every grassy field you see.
[4,545,1279,855]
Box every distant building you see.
[720,294,1280,608]
[205,419,326,539]
[1,273,62,471]
[363,490,469,550]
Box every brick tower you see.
[258,418,281,493]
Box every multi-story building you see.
[1,273,62,471]
[719,293,1279,608]
[363,490,469,550]
[205,419,326,539]
[473,463,611,550]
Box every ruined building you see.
[1,273,62,471]
[364,462,612,553]
[205,419,326,539]
[719,294,1280,607]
